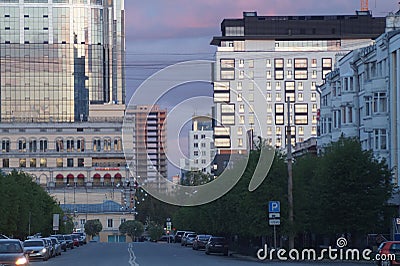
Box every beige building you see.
[62,200,134,243]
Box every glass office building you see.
[0,0,125,122]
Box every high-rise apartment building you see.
[125,105,167,187]
[210,11,385,153]
[0,0,125,122]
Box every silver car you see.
[48,237,62,256]
[23,239,50,261]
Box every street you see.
[29,241,377,266]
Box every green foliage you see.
[181,171,213,186]
[173,137,394,247]
[84,219,102,238]
[0,170,65,239]
[119,220,144,240]
[147,222,164,241]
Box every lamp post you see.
[287,99,294,250]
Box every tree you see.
[84,219,102,239]
[119,220,144,241]
[147,222,164,241]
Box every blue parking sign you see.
[269,201,280,213]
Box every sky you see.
[122,0,400,177]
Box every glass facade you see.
[0,0,125,122]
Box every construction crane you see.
[361,0,369,11]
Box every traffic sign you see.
[269,219,281,226]
[166,221,172,231]
[269,201,280,213]
[269,213,280,219]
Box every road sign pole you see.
[274,225,276,249]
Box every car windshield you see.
[64,235,72,240]
[23,240,44,247]
[199,236,211,240]
[0,242,22,253]
[210,237,225,243]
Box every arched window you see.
[114,138,122,151]
[29,138,37,152]
[93,138,101,152]
[104,138,111,151]
[1,139,10,153]
[66,138,74,152]
[39,139,48,152]
[55,138,64,152]
[77,138,85,152]
[18,138,26,152]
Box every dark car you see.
[50,234,67,252]
[75,232,87,245]
[63,235,74,249]
[377,241,400,265]
[158,235,174,243]
[193,234,212,250]
[205,236,229,256]
[174,231,186,243]
[23,238,50,261]
[0,239,29,265]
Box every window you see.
[266,82,272,90]
[311,59,317,67]
[77,138,85,152]
[3,159,9,168]
[238,59,244,68]
[39,139,48,152]
[194,151,199,157]
[66,139,74,152]
[266,59,271,67]
[201,134,206,139]
[239,71,244,79]
[248,59,254,68]
[237,82,242,90]
[275,103,284,125]
[220,59,235,80]
[294,58,308,80]
[56,138,64,152]
[266,71,272,79]
[237,93,242,102]
[107,219,113,228]
[298,93,303,101]
[275,70,284,80]
[311,92,317,101]
[365,96,372,116]
[276,92,282,101]
[374,129,387,150]
[238,127,243,135]
[194,135,198,140]
[312,70,317,79]
[67,158,73,167]
[2,139,10,153]
[239,104,245,113]
[238,139,243,147]
[114,138,122,151]
[19,139,27,152]
[56,158,63,167]
[295,104,308,125]
[201,143,206,148]
[373,92,387,113]
[93,138,101,152]
[40,158,47,167]
[287,59,292,67]
[274,58,284,68]
[298,126,304,136]
[19,158,26,167]
[194,143,198,148]
[30,158,36,168]
[239,116,245,124]
[104,138,111,151]
[285,81,295,102]
[276,82,281,90]
[78,158,84,167]
[29,139,37,153]
[298,82,303,91]
[287,70,292,79]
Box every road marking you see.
[128,243,139,266]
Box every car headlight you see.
[40,248,47,254]
[15,257,28,265]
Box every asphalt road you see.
[29,241,376,266]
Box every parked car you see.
[174,231,186,243]
[205,236,229,256]
[23,238,50,261]
[0,239,29,265]
[71,234,80,247]
[48,237,62,256]
[193,234,212,250]
[50,234,67,252]
[63,235,74,249]
[376,241,400,265]
[75,232,87,245]
[181,231,195,246]
[183,234,197,246]
[42,238,55,258]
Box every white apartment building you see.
[211,11,385,153]
[318,11,400,184]
[181,115,215,175]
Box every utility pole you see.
[287,99,294,249]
